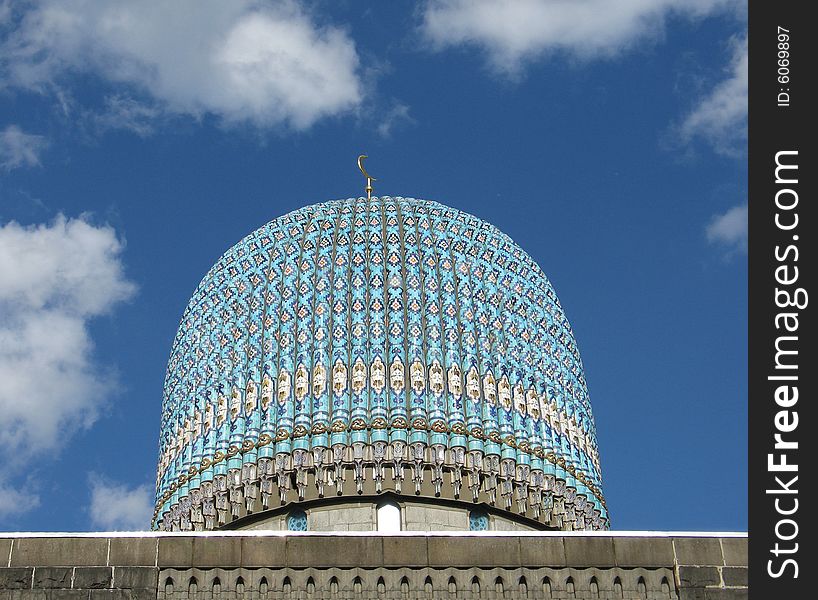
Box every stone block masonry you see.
[1,533,746,599]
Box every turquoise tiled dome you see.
[154,197,607,530]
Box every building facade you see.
[0,194,749,600]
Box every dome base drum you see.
[162,442,602,531]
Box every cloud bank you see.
[0,125,48,171]
[89,475,153,530]
[679,35,748,156]
[0,215,136,518]
[420,0,744,73]
[2,0,364,130]
[706,203,747,254]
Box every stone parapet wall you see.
[158,566,676,599]
[0,533,747,600]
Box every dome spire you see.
[357,154,376,199]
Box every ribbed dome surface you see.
[154,197,607,530]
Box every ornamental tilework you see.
[154,197,607,531]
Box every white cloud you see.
[0,482,39,520]
[420,0,743,73]
[377,102,413,138]
[679,35,747,156]
[0,125,48,171]
[0,0,11,25]
[0,215,136,518]
[89,476,152,530]
[2,0,363,130]
[706,203,747,253]
[89,96,161,137]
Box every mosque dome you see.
[153,196,607,532]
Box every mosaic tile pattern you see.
[469,510,489,531]
[154,197,607,530]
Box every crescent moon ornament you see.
[357,154,376,199]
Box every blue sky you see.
[0,0,747,532]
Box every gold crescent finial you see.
[357,154,375,200]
